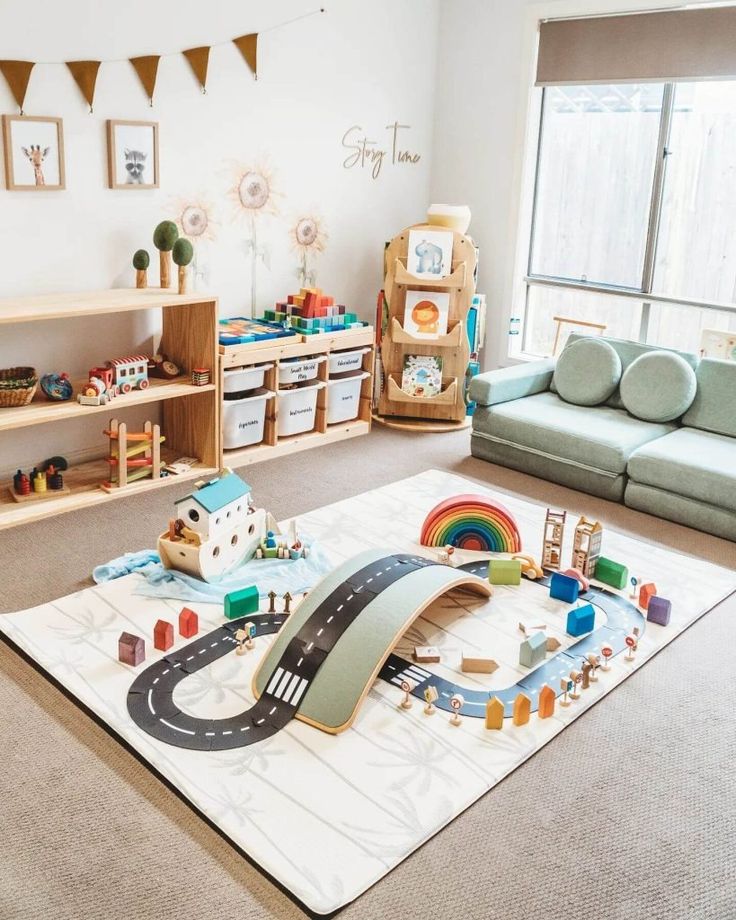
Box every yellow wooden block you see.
[485,696,504,730]
[512,692,531,726]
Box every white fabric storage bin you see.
[277,381,325,436]
[223,363,273,394]
[277,355,325,386]
[222,388,274,449]
[327,347,371,376]
[326,371,369,424]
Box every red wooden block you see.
[638,582,657,610]
[154,619,174,652]
[179,607,199,638]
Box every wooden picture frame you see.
[107,119,159,189]
[2,115,66,191]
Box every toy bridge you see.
[102,419,165,490]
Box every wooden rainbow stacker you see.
[102,419,164,490]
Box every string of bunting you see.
[0,7,324,113]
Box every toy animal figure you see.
[21,144,50,186]
[124,149,147,184]
[414,239,444,275]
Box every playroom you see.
[1,2,735,919]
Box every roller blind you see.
[536,7,736,86]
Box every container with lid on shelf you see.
[326,371,369,425]
[277,355,325,386]
[277,380,325,436]
[222,388,274,449]
[327,347,371,377]
[223,363,273,395]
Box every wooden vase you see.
[178,265,188,295]
[160,250,171,288]
[135,269,148,289]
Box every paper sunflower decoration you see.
[226,161,280,315]
[290,214,328,287]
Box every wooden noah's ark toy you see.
[157,469,272,582]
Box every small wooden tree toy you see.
[133,249,150,289]
[173,237,194,294]
[153,220,179,288]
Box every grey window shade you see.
[536,7,736,86]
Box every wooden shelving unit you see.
[220,326,374,468]
[0,289,219,531]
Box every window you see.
[520,80,736,357]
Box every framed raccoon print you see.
[106,119,159,189]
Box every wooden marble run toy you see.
[262,287,367,335]
[103,419,164,490]
[420,493,522,553]
[541,508,566,569]
[571,516,603,577]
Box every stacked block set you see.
[262,287,368,335]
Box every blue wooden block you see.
[567,603,595,637]
[550,572,579,604]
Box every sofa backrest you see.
[682,357,736,438]
[553,334,699,409]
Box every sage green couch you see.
[469,335,736,541]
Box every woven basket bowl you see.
[0,367,38,407]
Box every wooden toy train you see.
[77,355,150,406]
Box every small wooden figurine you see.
[423,685,439,715]
[485,696,505,730]
[133,248,150,288]
[512,692,531,726]
[449,693,465,726]
[399,678,414,710]
[172,237,194,294]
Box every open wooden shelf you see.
[0,288,216,324]
[0,377,216,433]
[0,449,218,530]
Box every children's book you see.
[403,290,450,338]
[406,229,454,279]
[401,355,443,398]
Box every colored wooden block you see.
[647,595,671,626]
[118,631,145,666]
[538,683,556,719]
[224,585,260,620]
[414,645,440,663]
[485,696,505,730]
[550,572,579,604]
[179,607,199,638]
[595,557,629,590]
[461,652,499,674]
[566,603,595,637]
[488,558,522,586]
[153,619,174,652]
[512,692,531,726]
[638,582,657,609]
[519,631,547,668]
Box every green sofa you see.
[470,334,736,541]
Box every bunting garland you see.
[0,7,324,112]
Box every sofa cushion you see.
[620,351,697,422]
[682,357,736,438]
[472,390,677,474]
[627,427,736,512]
[552,338,622,407]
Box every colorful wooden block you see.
[118,631,145,666]
[224,585,260,620]
[550,572,579,604]
[566,603,595,637]
[512,692,531,726]
[595,557,629,590]
[538,684,556,719]
[179,607,199,638]
[413,645,440,663]
[638,582,657,609]
[461,652,498,674]
[647,595,671,626]
[153,619,174,652]
[519,631,547,668]
[485,696,505,730]
[488,558,522,586]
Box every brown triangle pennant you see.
[183,46,210,92]
[66,60,101,112]
[0,60,35,113]
[129,55,161,104]
[233,34,258,80]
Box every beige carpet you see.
[1,426,735,920]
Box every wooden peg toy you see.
[449,693,465,726]
[399,678,414,710]
[569,669,582,700]
[600,642,613,671]
[267,590,277,613]
[283,592,292,614]
[423,685,439,715]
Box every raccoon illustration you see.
[124,149,147,184]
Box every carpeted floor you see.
[2,426,735,920]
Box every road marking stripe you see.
[147,690,155,715]
[210,642,218,648]
[159,719,196,735]
[283,673,301,703]
[152,677,159,684]
[256,718,265,725]
[206,732,215,736]
[240,726,250,731]
[198,649,206,654]
[274,670,292,699]
[366,578,373,584]
[266,666,284,694]
[222,730,232,735]
[346,595,354,602]
[316,628,323,637]
[336,605,344,612]
[173,662,182,668]
[290,678,308,707]
[326,616,333,623]
[269,706,277,715]
[306,641,314,652]
[296,657,303,668]
[162,668,169,674]
[186,656,194,661]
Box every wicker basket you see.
[0,367,38,407]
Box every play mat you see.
[1,469,734,915]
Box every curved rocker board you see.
[252,548,491,733]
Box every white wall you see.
[0,0,438,473]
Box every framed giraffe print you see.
[2,115,66,190]
[107,119,159,190]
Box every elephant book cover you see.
[403,290,450,338]
[406,228,454,278]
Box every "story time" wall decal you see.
[341,121,421,179]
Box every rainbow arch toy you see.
[420,493,522,553]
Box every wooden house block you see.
[488,558,522,586]
[639,582,657,610]
[179,607,199,638]
[595,557,629,590]
[519,631,547,668]
[512,692,531,726]
[461,652,499,674]
[538,684,555,719]
[153,619,174,652]
[413,645,440,663]
[485,696,505,730]
[118,631,145,666]
[224,585,259,620]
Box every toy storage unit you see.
[219,326,374,466]
[0,289,220,531]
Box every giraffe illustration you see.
[21,145,50,186]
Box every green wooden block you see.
[488,558,522,586]
[594,557,629,590]
[224,585,259,620]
